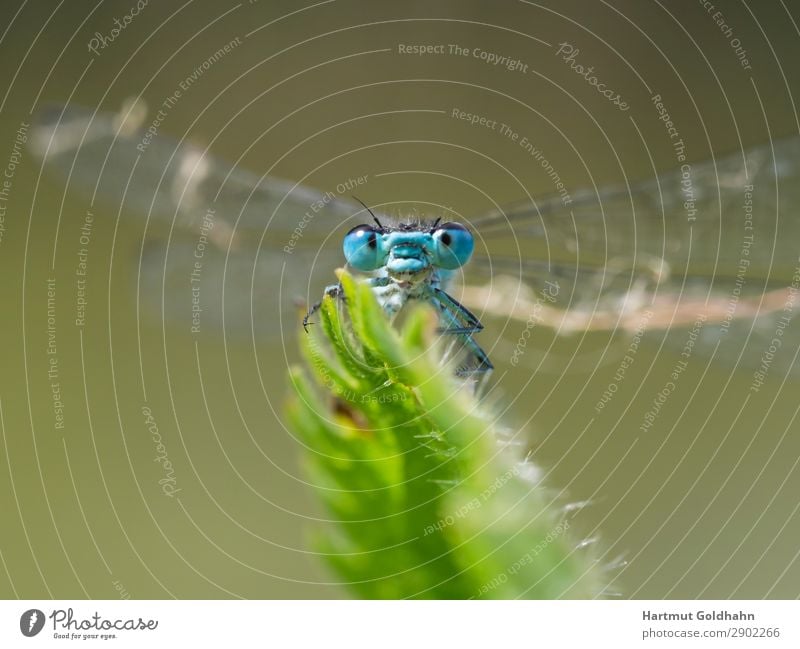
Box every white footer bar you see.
[1,600,797,648]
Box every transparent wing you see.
[471,136,799,280]
[461,136,800,375]
[30,100,369,338]
[137,239,334,340]
[29,100,364,242]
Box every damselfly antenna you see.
[352,196,383,229]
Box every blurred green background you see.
[1,0,799,599]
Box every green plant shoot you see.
[285,270,609,598]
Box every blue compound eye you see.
[343,224,384,270]
[432,222,474,269]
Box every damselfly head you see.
[343,219,474,277]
